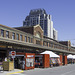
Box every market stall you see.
[41,51,60,67]
[73,55,75,63]
[15,53,35,70]
[67,54,73,64]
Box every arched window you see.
[36,31,41,38]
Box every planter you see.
[3,61,14,71]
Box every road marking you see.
[6,70,24,75]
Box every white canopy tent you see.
[73,55,75,59]
[41,51,60,58]
[67,54,73,59]
[67,54,75,59]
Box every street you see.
[11,64,75,75]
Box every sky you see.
[0,0,75,45]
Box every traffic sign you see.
[11,51,16,58]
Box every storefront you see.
[15,52,35,70]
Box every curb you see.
[6,70,24,75]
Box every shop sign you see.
[0,45,6,48]
[27,55,34,58]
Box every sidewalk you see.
[0,69,24,75]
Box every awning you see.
[41,51,60,58]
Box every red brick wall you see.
[43,54,50,68]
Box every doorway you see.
[14,56,25,69]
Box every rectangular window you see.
[20,35,22,41]
[47,42,48,46]
[50,43,53,47]
[6,31,9,38]
[43,41,47,46]
[12,32,15,40]
[28,37,30,43]
[1,29,4,37]
[25,36,27,42]
[31,38,33,43]
[36,40,40,45]
[16,34,19,40]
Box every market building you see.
[0,24,75,70]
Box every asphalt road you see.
[12,64,75,75]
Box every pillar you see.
[59,54,63,66]
[63,55,67,65]
[9,32,12,39]
[4,30,6,37]
[40,40,43,46]
[43,54,50,68]
[22,35,25,41]
[6,50,9,59]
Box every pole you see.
[13,57,15,69]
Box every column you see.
[22,35,25,41]
[9,32,12,39]
[43,54,50,68]
[4,30,6,37]
[40,39,43,46]
[59,53,63,66]
[6,50,9,59]
[63,55,67,65]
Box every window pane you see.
[6,31,9,38]
[31,38,33,43]
[1,29,4,37]
[25,36,27,42]
[12,32,15,40]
